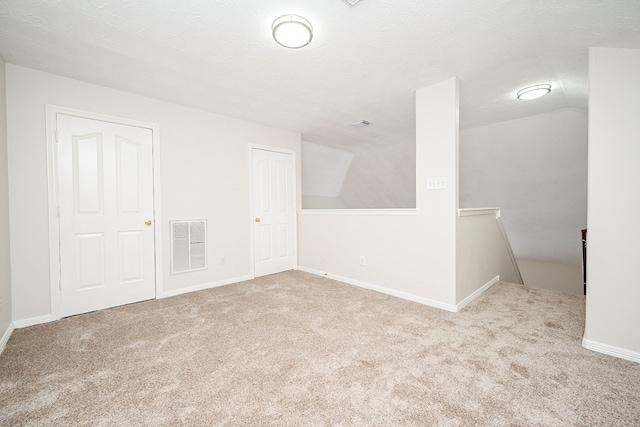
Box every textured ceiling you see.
[1,0,639,150]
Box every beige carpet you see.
[1,270,638,426]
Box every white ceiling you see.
[1,0,639,149]
[1,1,639,269]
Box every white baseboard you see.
[582,338,640,363]
[0,322,15,355]
[9,277,254,328]
[13,314,54,329]
[298,266,458,312]
[159,274,254,299]
[455,275,500,311]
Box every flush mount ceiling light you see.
[344,0,364,6]
[517,84,552,100]
[272,15,313,49]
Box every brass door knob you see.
[145,220,152,226]
[255,218,261,223]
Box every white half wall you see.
[0,57,13,349]
[584,47,640,360]
[457,210,520,303]
[6,64,301,323]
[298,78,459,306]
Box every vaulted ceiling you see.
[1,0,639,267]
[2,0,639,147]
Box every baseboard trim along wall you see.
[0,323,16,355]
[582,338,640,363]
[10,276,254,329]
[456,275,500,312]
[298,266,459,312]
[160,275,254,299]
[13,314,54,329]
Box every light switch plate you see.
[427,177,448,190]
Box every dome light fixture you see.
[272,15,313,49]
[517,84,552,100]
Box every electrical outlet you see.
[220,257,226,265]
[359,255,366,266]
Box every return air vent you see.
[344,0,363,6]
[171,220,207,274]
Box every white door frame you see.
[46,105,164,320]
[248,144,298,278]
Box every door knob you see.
[255,218,261,223]
[145,220,152,226]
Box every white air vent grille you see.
[171,220,207,274]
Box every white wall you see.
[6,65,301,323]
[338,142,416,209]
[518,258,582,295]
[457,211,520,303]
[301,196,348,209]
[298,78,459,308]
[302,140,416,210]
[583,47,640,361]
[301,141,353,200]
[0,58,13,345]
[460,109,588,265]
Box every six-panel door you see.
[252,148,296,277]
[57,114,156,317]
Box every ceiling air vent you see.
[344,0,363,6]
[349,120,372,127]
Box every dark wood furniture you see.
[581,229,587,295]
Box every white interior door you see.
[57,114,156,317]
[252,148,296,277]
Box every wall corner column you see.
[583,47,640,361]
[415,77,460,305]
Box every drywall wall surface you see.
[0,58,12,339]
[302,140,416,209]
[297,212,427,294]
[518,258,583,295]
[584,47,640,356]
[460,109,588,265]
[301,196,348,209]
[337,142,416,209]
[456,212,519,302]
[298,78,458,306]
[414,77,459,304]
[6,64,301,322]
[301,141,353,201]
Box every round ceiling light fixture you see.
[272,15,313,49]
[517,84,552,100]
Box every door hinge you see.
[57,205,61,217]
[58,279,62,291]
[55,130,59,143]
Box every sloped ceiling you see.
[1,0,639,147]
[302,142,354,199]
[0,1,639,265]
